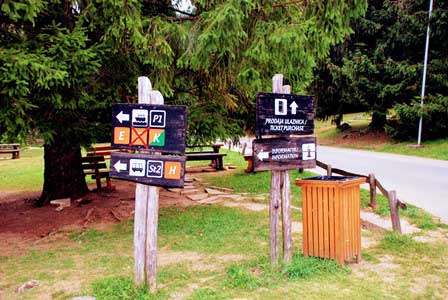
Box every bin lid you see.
[295,175,365,187]
[303,176,356,181]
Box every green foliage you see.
[386,94,448,140]
[313,0,448,134]
[92,277,165,300]
[283,254,350,279]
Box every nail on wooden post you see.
[369,173,379,209]
[388,190,402,234]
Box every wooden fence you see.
[316,160,407,234]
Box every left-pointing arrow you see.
[116,111,130,123]
[114,160,127,172]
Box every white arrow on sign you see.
[113,160,128,172]
[290,101,298,115]
[257,150,270,161]
[116,111,130,123]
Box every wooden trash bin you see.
[295,176,365,265]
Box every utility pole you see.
[417,0,434,146]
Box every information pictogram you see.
[252,137,316,171]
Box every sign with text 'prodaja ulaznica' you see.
[253,137,316,171]
[256,93,314,136]
[110,152,185,188]
[111,104,187,154]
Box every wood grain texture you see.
[270,170,281,266]
[296,178,363,265]
[134,76,152,286]
[281,171,292,263]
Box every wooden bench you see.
[0,143,21,159]
[82,146,118,191]
[186,144,227,170]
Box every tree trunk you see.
[38,134,88,206]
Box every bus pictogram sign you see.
[110,152,185,188]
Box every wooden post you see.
[388,190,402,234]
[368,173,379,209]
[134,77,163,291]
[270,170,280,266]
[270,74,293,265]
[326,164,332,176]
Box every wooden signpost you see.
[109,77,187,291]
[111,104,187,154]
[256,92,314,136]
[253,137,316,172]
[256,74,316,266]
[110,152,186,188]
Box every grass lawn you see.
[315,113,448,161]
[1,148,447,299]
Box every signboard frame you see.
[255,92,315,137]
[111,103,187,155]
[252,137,317,171]
[109,151,185,188]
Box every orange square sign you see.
[114,127,130,144]
[164,161,181,180]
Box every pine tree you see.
[1,0,367,204]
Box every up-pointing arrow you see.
[113,160,128,172]
[290,101,298,115]
[257,150,270,161]
[116,111,130,123]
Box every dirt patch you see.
[0,181,194,256]
[320,129,392,148]
[352,255,398,283]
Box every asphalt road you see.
[315,146,448,223]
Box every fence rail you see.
[316,160,407,234]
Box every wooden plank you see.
[134,77,152,287]
[111,103,187,154]
[270,170,281,266]
[252,137,316,171]
[256,92,314,136]
[302,186,309,257]
[323,186,329,258]
[307,186,313,256]
[334,187,342,264]
[312,186,318,257]
[282,171,292,263]
[329,187,335,259]
[318,186,324,257]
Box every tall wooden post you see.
[388,190,402,234]
[270,74,293,265]
[134,77,162,291]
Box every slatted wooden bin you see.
[295,176,365,265]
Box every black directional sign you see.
[256,93,314,136]
[111,104,187,154]
[110,152,185,188]
[253,137,316,171]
